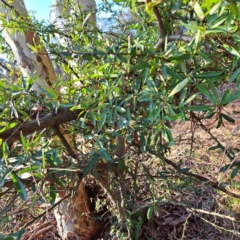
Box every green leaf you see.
[178,168,190,173]
[172,0,183,11]
[229,3,239,16]
[164,114,182,121]
[221,113,235,123]
[90,112,96,126]
[223,44,240,58]
[192,2,204,20]
[206,109,216,119]
[199,52,212,63]
[195,29,201,45]
[216,114,222,128]
[229,67,240,83]
[207,80,218,103]
[185,94,198,104]
[208,145,222,151]
[168,78,189,97]
[45,88,58,98]
[194,72,223,78]
[26,43,38,53]
[99,149,114,163]
[117,54,128,63]
[161,62,167,79]
[210,1,222,15]
[116,106,126,113]
[11,173,28,201]
[196,84,215,103]
[50,184,56,205]
[147,204,154,220]
[226,91,240,103]
[20,132,27,153]
[231,166,239,179]
[107,109,113,125]
[18,166,41,174]
[186,106,212,112]
[164,125,174,145]
[146,78,158,92]
[219,163,240,172]
[97,111,107,133]
[171,54,191,61]
[42,149,46,170]
[136,58,150,68]
[140,132,146,153]
[2,142,9,161]
[0,168,13,190]
[220,89,232,105]
[82,12,92,27]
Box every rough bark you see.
[0,108,80,145]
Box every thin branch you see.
[191,112,234,161]
[0,58,19,78]
[154,34,193,48]
[21,193,71,230]
[52,125,78,159]
[131,199,237,222]
[164,157,240,198]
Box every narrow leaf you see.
[192,2,204,20]
[11,173,28,201]
[168,78,188,97]
[97,111,107,133]
[223,44,240,58]
[0,168,13,190]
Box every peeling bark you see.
[0,0,57,91]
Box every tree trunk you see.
[0,0,57,91]
[0,0,126,238]
[0,1,102,239]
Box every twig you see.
[21,193,71,231]
[198,215,240,236]
[164,157,240,198]
[28,224,53,240]
[131,199,238,222]
[181,212,192,240]
[154,34,192,49]
[191,112,234,161]
[52,125,78,159]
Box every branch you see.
[191,112,234,161]
[154,34,193,49]
[164,157,240,198]
[52,125,78,159]
[152,5,166,38]
[21,193,71,231]
[0,108,81,145]
[145,0,167,50]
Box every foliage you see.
[0,0,240,238]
